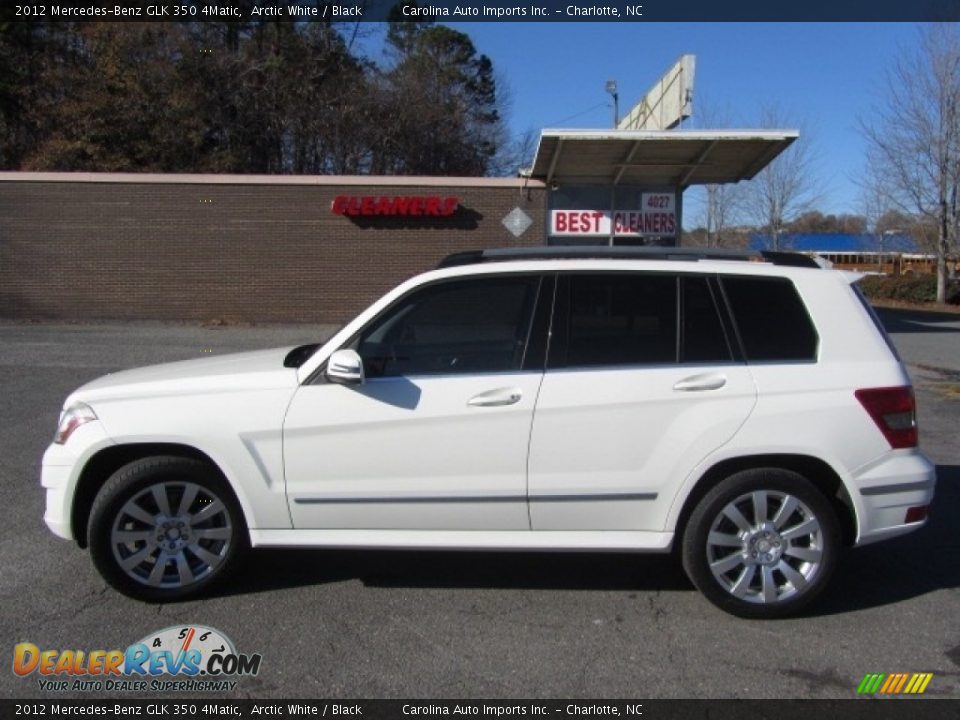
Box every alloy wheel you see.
[705,490,824,605]
[109,481,233,589]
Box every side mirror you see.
[326,349,365,385]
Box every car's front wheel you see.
[682,468,840,619]
[88,456,246,602]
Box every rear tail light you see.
[855,386,918,449]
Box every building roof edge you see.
[0,172,545,189]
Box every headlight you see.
[54,403,98,445]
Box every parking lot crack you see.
[646,591,668,623]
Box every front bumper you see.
[41,446,79,541]
[41,420,114,542]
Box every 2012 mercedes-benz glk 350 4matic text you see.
[41,247,936,618]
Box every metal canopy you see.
[530,129,798,188]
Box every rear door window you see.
[559,273,677,368]
[550,273,738,368]
[681,276,733,364]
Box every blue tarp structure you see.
[749,233,919,253]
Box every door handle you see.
[673,373,727,392]
[467,387,523,407]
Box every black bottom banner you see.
[2,700,958,720]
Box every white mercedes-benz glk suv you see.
[41,247,936,618]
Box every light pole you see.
[605,80,619,128]
[878,228,898,274]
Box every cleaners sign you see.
[331,195,459,218]
[550,193,677,238]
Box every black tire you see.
[88,456,247,602]
[681,468,840,619]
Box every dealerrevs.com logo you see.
[13,625,262,693]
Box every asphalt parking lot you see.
[0,308,957,700]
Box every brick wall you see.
[0,177,546,323]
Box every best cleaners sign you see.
[551,193,677,238]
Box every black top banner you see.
[1,0,959,22]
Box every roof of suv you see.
[438,246,823,270]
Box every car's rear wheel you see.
[682,468,840,619]
[88,456,246,602]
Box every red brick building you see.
[0,130,795,323]
[0,174,546,323]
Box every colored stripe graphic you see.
[880,674,897,693]
[858,672,932,694]
[857,673,883,694]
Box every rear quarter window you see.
[721,276,819,362]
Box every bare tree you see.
[859,164,907,266]
[860,168,888,237]
[485,71,537,177]
[702,179,743,247]
[488,127,538,178]
[693,99,744,247]
[743,105,821,251]
[861,24,960,302]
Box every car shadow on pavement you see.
[876,306,960,334]
[218,465,958,615]
[224,546,693,597]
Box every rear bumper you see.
[852,452,936,546]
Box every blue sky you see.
[362,22,923,226]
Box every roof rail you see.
[759,250,822,268]
[436,246,821,269]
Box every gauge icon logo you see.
[128,625,260,677]
[136,625,235,658]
